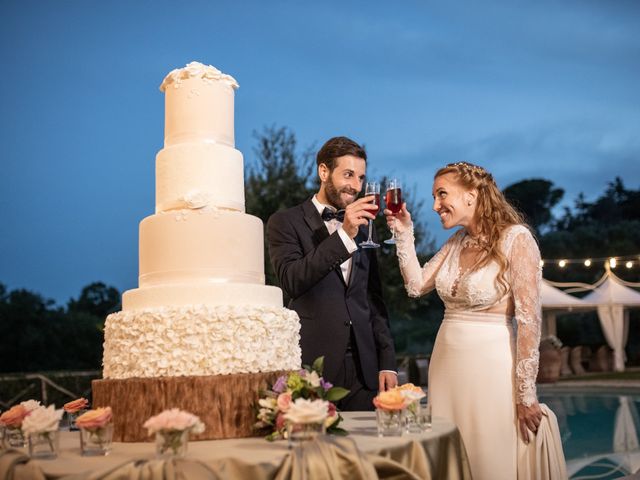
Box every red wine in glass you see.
[360,182,380,248]
[385,188,402,214]
[365,193,381,215]
[384,179,402,245]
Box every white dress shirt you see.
[312,195,358,284]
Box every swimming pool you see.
[539,388,640,479]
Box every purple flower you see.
[298,369,308,377]
[273,375,287,394]
[321,379,333,391]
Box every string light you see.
[540,254,639,269]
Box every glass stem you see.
[368,219,373,241]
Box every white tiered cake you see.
[93,62,301,441]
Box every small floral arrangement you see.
[64,397,89,413]
[0,399,42,430]
[21,405,63,435]
[373,383,426,411]
[255,357,349,441]
[143,408,205,457]
[76,407,113,430]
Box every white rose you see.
[184,61,204,77]
[20,400,42,413]
[306,371,321,388]
[284,399,328,424]
[21,405,63,435]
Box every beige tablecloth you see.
[0,412,471,480]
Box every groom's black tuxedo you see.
[267,198,396,394]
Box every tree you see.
[245,126,317,287]
[503,179,564,235]
[67,282,120,319]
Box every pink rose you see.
[275,412,286,431]
[277,392,292,412]
[76,407,112,430]
[0,405,28,428]
[64,397,89,413]
[143,408,204,435]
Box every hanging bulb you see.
[539,260,544,268]
[626,261,633,269]
[584,259,592,267]
[609,258,617,268]
[559,260,567,268]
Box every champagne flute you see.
[384,179,402,245]
[360,181,380,249]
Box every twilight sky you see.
[1,0,639,305]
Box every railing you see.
[0,371,100,409]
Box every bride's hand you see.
[383,203,412,233]
[517,401,543,444]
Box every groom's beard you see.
[325,176,359,210]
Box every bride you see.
[385,162,556,480]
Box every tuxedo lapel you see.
[302,199,330,246]
[302,198,349,287]
[347,226,368,290]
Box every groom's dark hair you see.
[316,136,367,172]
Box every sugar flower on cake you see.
[76,407,113,431]
[143,408,205,436]
[255,356,349,441]
[63,397,89,413]
[0,404,29,429]
[21,405,63,435]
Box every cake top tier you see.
[159,62,239,92]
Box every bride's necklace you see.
[461,233,485,250]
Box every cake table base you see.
[92,371,286,442]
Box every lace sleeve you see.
[508,227,542,407]
[395,224,456,298]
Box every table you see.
[1,413,471,479]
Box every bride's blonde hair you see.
[434,161,529,293]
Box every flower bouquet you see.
[143,408,205,458]
[0,400,42,448]
[63,397,89,431]
[373,383,427,436]
[76,407,114,456]
[21,405,64,458]
[255,357,349,441]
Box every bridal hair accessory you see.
[447,162,487,177]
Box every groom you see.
[267,136,397,411]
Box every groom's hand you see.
[342,195,377,238]
[378,371,398,392]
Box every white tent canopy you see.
[540,280,596,337]
[582,271,640,371]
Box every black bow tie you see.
[321,207,345,222]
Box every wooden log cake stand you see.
[92,371,285,442]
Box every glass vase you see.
[28,431,60,459]
[376,408,404,437]
[287,421,326,447]
[66,410,86,431]
[155,429,189,459]
[5,427,26,448]
[80,423,113,456]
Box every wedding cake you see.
[93,62,301,441]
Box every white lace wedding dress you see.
[396,224,542,480]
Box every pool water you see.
[539,389,640,479]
